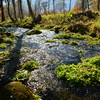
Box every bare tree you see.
[69,0,71,11]
[41,1,47,15]
[53,0,55,14]
[98,0,100,10]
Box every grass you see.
[22,61,39,71]
[26,29,42,35]
[45,40,56,43]
[55,56,100,86]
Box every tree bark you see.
[7,0,15,22]
[12,0,18,21]
[53,0,55,14]
[0,0,5,22]
[82,0,85,12]
[27,0,36,22]
[69,0,71,11]
[98,0,100,10]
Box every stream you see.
[1,27,100,100]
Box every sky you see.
[22,0,77,11]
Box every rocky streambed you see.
[0,27,100,100]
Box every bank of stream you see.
[0,27,100,100]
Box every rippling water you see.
[3,27,100,100]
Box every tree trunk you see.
[69,0,71,11]
[12,0,18,21]
[87,0,89,10]
[82,0,85,12]
[0,0,5,22]
[18,0,21,18]
[48,0,50,14]
[98,0,100,10]
[27,0,36,22]
[53,0,55,14]
[20,0,24,19]
[7,0,15,22]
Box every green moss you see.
[14,72,31,80]
[69,41,78,45]
[22,61,39,71]
[0,43,8,49]
[78,49,84,53]
[33,94,42,100]
[26,29,42,35]
[55,56,100,86]
[3,38,14,44]
[0,27,6,32]
[45,40,56,43]
[0,82,35,100]
[53,33,71,39]
[62,39,69,44]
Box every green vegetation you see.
[69,41,78,45]
[26,29,42,35]
[0,82,35,100]
[0,51,10,64]
[0,43,8,49]
[33,94,42,100]
[22,61,39,71]
[78,49,84,53]
[45,40,56,43]
[3,38,14,44]
[62,39,69,44]
[55,56,100,86]
[14,72,31,80]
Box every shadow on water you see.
[0,30,29,90]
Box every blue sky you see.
[22,0,77,11]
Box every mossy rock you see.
[69,41,78,45]
[22,61,39,71]
[62,39,69,44]
[0,82,35,100]
[43,25,54,29]
[0,27,6,33]
[26,29,42,35]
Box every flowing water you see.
[1,27,100,100]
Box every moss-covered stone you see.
[62,39,69,44]
[0,82,35,100]
[22,61,39,71]
[26,29,42,35]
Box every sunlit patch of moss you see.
[14,72,31,80]
[33,94,42,100]
[22,61,39,71]
[0,82,35,100]
[26,29,42,35]
[53,33,71,39]
[45,40,56,43]
[55,56,100,86]
[78,49,84,53]
[3,38,14,44]
[0,43,8,49]
[62,39,69,44]
[69,41,78,45]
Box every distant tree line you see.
[0,0,100,22]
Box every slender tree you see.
[0,0,5,21]
[12,0,18,21]
[69,0,71,11]
[98,0,100,10]
[6,0,15,22]
[27,0,36,22]
[82,0,85,11]
[53,0,55,14]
